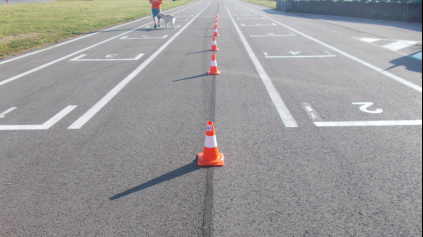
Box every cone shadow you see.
[109,158,201,200]
[172,73,209,82]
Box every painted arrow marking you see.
[120,35,168,40]
[352,102,383,114]
[0,106,77,130]
[289,51,301,55]
[241,23,277,26]
[70,54,145,61]
[263,51,336,58]
[0,107,17,118]
[250,33,296,37]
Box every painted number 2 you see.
[352,102,383,114]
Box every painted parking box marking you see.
[0,106,76,131]
[70,54,144,62]
[302,103,322,121]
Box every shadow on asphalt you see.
[186,50,210,55]
[109,158,202,200]
[385,54,422,73]
[172,73,209,82]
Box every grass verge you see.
[0,0,192,60]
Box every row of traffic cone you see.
[199,12,224,166]
[208,12,221,75]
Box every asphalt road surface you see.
[0,0,421,236]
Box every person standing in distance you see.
[150,0,163,28]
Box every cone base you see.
[210,47,219,51]
[208,71,221,75]
[214,34,220,37]
[198,153,224,166]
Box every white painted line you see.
[0,107,17,118]
[382,41,419,51]
[314,120,422,127]
[0,105,77,131]
[225,4,298,128]
[70,53,144,62]
[238,3,422,93]
[120,35,169,40]
[241,23,277,26]
[264,51,336,59]
[0,3,201,88]
[237,17,265,19]
[301,103,321,121]
[352,102,383,114]
[175,19,189,21]
[250,33,296,37]
[356,37,380,43]
[68,3,211,130]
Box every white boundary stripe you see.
[0,105,77,131]
[314,120,422,127]
[225,4,298,128]
[0,3,195,66]
[238,3,422,93]
[68,3,211,130]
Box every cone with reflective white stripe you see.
[213,26,219,37]
[208,54,220,75]
[210,36,219,51]
[198,121,224,166]
[215,21,219,29]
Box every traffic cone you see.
[198,121,224,166]
[213,26,219,37]
[208,54,220,75]
[215,21,219,29]
[215,18,219,23]
[210,36,219,51]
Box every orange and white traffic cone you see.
[208,54,220,75]
[210,36,219,51]
[215,18,219,23]
[214,26,219,37]
[198,121,224,166]
[215,21,219,29]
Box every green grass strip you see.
[0,0,192,60]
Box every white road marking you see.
[68,3,212,130]
[0,107,17,118]
[264,51,336,59]
[70,54,144,62]
[314,120,422,127]
[357,38,380,43]
[250,33,296,37]
[0,106,77,130]
[382,41,420,51]
[120,35,169,40]
[226,4,298,128]
[301,103,322,121]
[237,17,265,19]
[238,3,422,93]
[352,102,383,114]
[289,51,301,55]
[241,23,277,26]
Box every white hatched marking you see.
[382,41,420,51]
[358,38,380,43]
